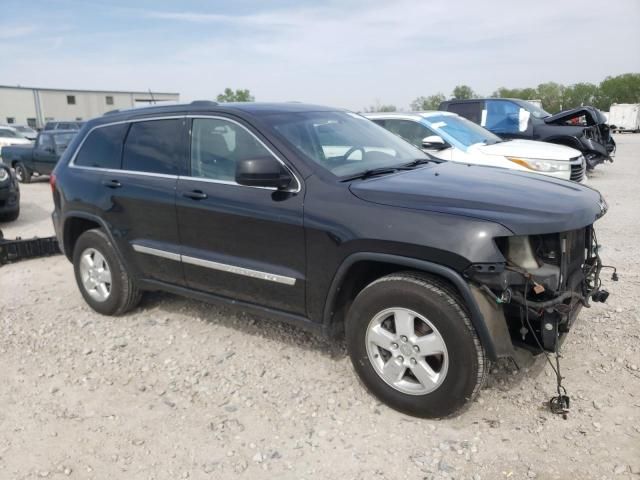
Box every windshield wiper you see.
[401,157,442,168]
[341,167,401,182]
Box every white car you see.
[366,111,586,182]
[0,126,32,159]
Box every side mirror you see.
[421,135,448,150]
[236,156,292,190]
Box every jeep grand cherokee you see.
[51,101,610,417]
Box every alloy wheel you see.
[78,248,112,302]
[365,307,449,395]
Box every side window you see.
[447,102,483,125]
[190,118,275,182]
[485,100,521,134]
[38,134,54,149]
[384,120,432,148]
[122,119,182,175]
[75,123,128,169]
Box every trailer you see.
[608,104,640,133]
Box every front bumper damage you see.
[466,225,613,360]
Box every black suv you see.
[439,98,615,170]
[51,101,610,417]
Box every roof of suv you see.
[365,111,458,121]
[97,101,340,125]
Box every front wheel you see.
[346,272,487,418]
[14,163,31,183]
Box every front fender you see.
[323,252,513,361]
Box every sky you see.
[1,0,639,110]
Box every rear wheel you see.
[14,163,31,183]
[346,272,487,418]
[73,229,141,315]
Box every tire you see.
[0,208,19,222]
[346,272,487,418]
[72,228,141,315]
[14,163,31,184]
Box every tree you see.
[451,85,476,100]
[562,82,598,109]
[216,88,255,102]
[363,102,397,112]
[595,73,640,110]
[491,87,537,100]
[410,93,446,111]
[536,82,565,113]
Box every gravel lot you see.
[1,136,639,480]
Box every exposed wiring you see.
[522,278,570,419]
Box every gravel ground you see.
[1,135,639,480]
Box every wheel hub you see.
[365,307,449,396]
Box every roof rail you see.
[103,109,121,115]
[190,100,219,106]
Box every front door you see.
[176,116,306,314]
[33,133,57,173]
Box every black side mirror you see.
[236,156,292,190]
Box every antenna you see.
[148,88,156,104]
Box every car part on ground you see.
[366,111,587,182]
[0,230,60,265]
[51,101,613,417]
[439,98,615,170]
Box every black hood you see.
[349,163,606,235]
[544,106,607,126]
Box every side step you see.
[0,230,61,265]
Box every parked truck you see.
[0,130,77,183]
[608,104,640,133]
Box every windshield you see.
[424,114,502,148]
[54,133,75,146]
[519,101,550,119]
[16,126,36,134]
[267,111,426,177]
[0,128,23,138]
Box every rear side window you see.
[383,120,433,148]
[445,102,483,125]
[75,123,128,169]
[122,119,182,175]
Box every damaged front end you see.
[545,106,616,169]
[466,223,612,358]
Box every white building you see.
[0,85,180,129]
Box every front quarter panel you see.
[303,175,512,322]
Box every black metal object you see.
[0,229,61,265]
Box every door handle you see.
[183,190,208,200]
[102,179,122,189]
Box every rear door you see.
[175,116,306,314]
[99,117,187,285]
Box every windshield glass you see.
[16,126,36,134]
[267,111,426,177]
[0,128,22,138]
[425,114,502,148]
[54,133,75,146]
[519,101,550,119]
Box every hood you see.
[477,139,582,161]
[544,106,607,126]
[349,162,605,235]
[0,138,31,147]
